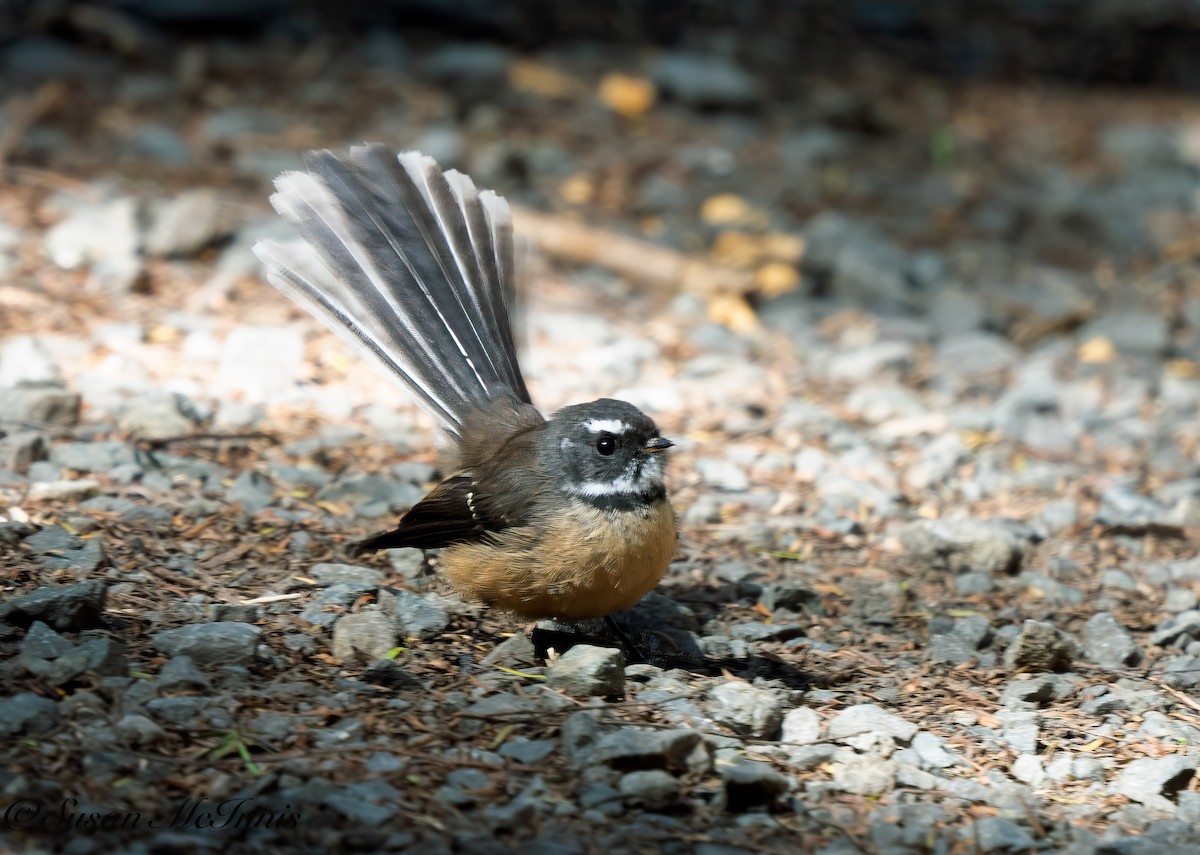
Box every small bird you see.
[253,145,676,621]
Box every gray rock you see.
[827,704,918,743]
[114,713,167,746]
[0,386,80,427]
[1097,485,1174,529]
[498,739,556,766]
[0,336,61,386]
[653,52,761,108]
[318,473,424,513]
[546,645,625,697]
[424,43,511,86]
[1113,756,1196,812]
[43,197,140,273]
[974,817,1036,852]
[310,562,384,588]
[300,581,375,628]
[832,756,898,796]
[695,458,749,491]
[911,732,959,769]
[27,478,102,502]
[1010,754,1045,786]
[227,470,276,514]
[151,622,261,666]
[21,525,106,572]
[1152,610,1200,648]
[996,710,1039,754]
[157,655,212,693]
[618,770,680,810]
[332,609,398,662]
[827,342,916,383]
[20,620,75,659]
[0,580,106,630]
[144,189,226,257]
[1000,675,1073,708]
[215,326,305,403]
[803,213,911,310]
[77,637,126,676]
[52,440,137,472]
[1082,612,1142,667]
[0,692,59,736]
[117,393,198,439]
[1162,655,1200,688]
[586,729,709,775]
[708,682,784,738]
[927,614,992,664]
[934,332,1019,378]
[379,588,451,640]
[145,696,212,729]
[720,762,790,811]
[899,518,1025,575]
[0,431,48,469]
[1081,311,1170,357]
[1004,620,1074,672]
[781,706,822,745]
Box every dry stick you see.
[511,205,753,298]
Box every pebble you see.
[899,518,1025,576]
[332,609,398,662]
[653,52,761,108]
[707,682,784,739]
[0,692,60,736]
[585,729,709,775]
[151,622,261,666]
[310,562,384,588]
[1003,620,1074,672]
[1113,756,1197,812]
[0,431,48,469]
[827,704,918,743]
[0,386,81,427]
[226,470,276,514]
[0,336,61,386]
[719,762,791,811]
[781,706,822,745]
[546,645,625,697]
[0,580,107,630]
[144,189,226,257]
[215,326,305,402]
[1082,612,1143,667]
[379,588,451,640]
[619,770,680,810]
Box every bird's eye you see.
[596,434,616,456]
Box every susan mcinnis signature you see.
[3,798,302,832]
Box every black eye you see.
[596,434,616,456]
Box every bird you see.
[253,145,676,621]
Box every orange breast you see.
[439,499,677,620]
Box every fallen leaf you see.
[1078,336,1116,364]
[509,60,584,99]
[755,261,799,297]
[598,73,656,118]
[706,293,758,333]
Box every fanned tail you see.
[253,145,530,439]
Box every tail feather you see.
[253,144,530,439]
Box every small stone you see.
[332,610,398,662]
[1162,655,1200,689]
[996,710,1039,754]
[1010,754,1045,786]
[720,762,790,811]
[20,621,74,659]
[216,326,305,403]
[77,637,126,676]
[226,470,276,514]
[1004,620,1074,672]
[974,817,1036,852]
[781,707,822,745]
[386,548,425,578]
[0,386,80,427]
[1082,612,1142,667]
[911,732,959,769]
[151,622,261,666]
[0,432,48,469]
[1097,486,1174,530]
[0,692,59,736]
[827,704,918,743]
[157,655,212,693]
[0,580,106,630]
[1151,610,1200,648]
[586,729,709,775]
[144,189,226,257]
[114,713,167,746]
[117,393,198,439]
[899,518,1025,576]
[695,458,749,491]
[43,198,140,273]
[708,682,784,738]
[28,479,101,501]
[1113,756,1196,812]
[653,52,761,108]
[546,645,625,697]
[618,770,680,811]
[310,562,384,588]
[379,588,451,640]
[1000,675,1072,708]
[832,756,897,796]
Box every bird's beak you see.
[643,436,674,453]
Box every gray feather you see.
[253,144,530,439]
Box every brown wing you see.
[352,475,498,553]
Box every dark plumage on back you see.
[253,145,530,441]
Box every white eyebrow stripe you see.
[583,418,629,434]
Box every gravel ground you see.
[2,26,1200,855]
